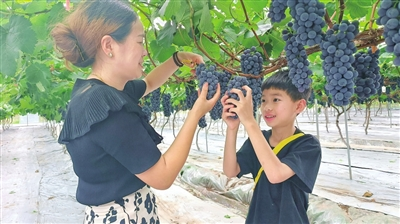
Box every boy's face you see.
[260,88,306,128]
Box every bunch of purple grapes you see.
[240,46,263,75]
[319,20,359,106]
[268,0,288,23]
[241,47,264,117]
[287,0,326,47]
[209,71,232,121]
[227,76,249,119]
[376,0,400,65]
[185,81,198,110]
[196,63,219,100]
[282,22,313,93]
[353,48,382,101]
[307,91,316,106]
[161,93,173,117]
[150,88,161,112]
[247,77,263,117]
[141,105,152,123]
[198,116,207,128]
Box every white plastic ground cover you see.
[179,164,400,223]
[2,125,248,223]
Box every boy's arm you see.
[226,86,295,184]
[244,120,295,184]
[223,127,241,178]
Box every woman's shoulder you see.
[59,79,142,144]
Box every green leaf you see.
[346,1,369,19]
[47,3,67,25]
[160,0,181,19]
[175,1,190,23]
[4,15,37,54]
[0,28,20,76]
[243,0,267,14]
[222,26,239,43]
[0,15,37,76]
[214,1,232,19]
[173,28,192,47]
[198,4,213,34]
[30,13,49,40]
[191,0,206,11]
[211,16,225,33]
[19,96,35,110]
[157,20,176,47]
[199,35,220,60]
[35,82,45,92]
[242,35,259,49]
[25,62,50,92]
[24,1,48,14]
[149,40,175,62]
[270,31,285,58]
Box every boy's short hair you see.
[261,70,311,101]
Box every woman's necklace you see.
[91,73,104,83]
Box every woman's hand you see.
[177,52,204,68]
[191,82,220,119]
[221,93,240,130]
[224,86,254,126]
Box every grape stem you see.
[238,0,270,63]
[338,0,345,24]
[332,104,353,148]
[203,33,240,62]
[324,9,334,29]
[330,11,337,22]
[172,111,178,138]
[368,0,381,54]
[363,98,377,135]
[369,0,381,31]
[131,3,158,39]
[150,112,157,125]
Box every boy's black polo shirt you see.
[237,129,322,224]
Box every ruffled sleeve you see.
[58,79,162,145]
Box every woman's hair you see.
[261,70,312,101]
[51,0,137,68]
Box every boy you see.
[221,70,321,223]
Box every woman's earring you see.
[108,52,113,58]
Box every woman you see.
[51,0,220,223]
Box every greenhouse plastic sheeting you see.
[180,165,254,204]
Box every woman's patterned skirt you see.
[83,185,159,224]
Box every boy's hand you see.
[225,86,254,126]
[221,93,240,130]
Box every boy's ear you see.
[296,99,307,114]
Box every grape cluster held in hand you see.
[227,76,249,119]
[195,64,219,100]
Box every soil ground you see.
[1,105,399,223]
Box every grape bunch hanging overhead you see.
[377,0,400,66]
[319,21,360,107]
[282,22,313,93]
[353,49,382,102]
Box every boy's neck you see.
[270,126,297,143]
